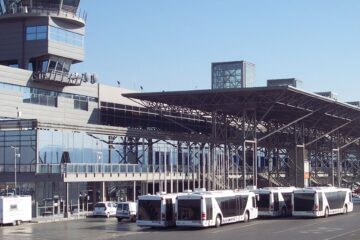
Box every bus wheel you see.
[324,207,329,218]
[215,215,221,228]
[244,211,249,223]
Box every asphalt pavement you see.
[1,204,359,240]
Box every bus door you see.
[318,193,323,213]
[166,199,173,222]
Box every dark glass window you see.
[324,191,346,210]
[137,200,161,221]
[177,199,201,220]
[318,193,323,210]
[48,61,57,71]
[74,99,88,111]
[165,199,173,221]
[56,61,63,72]
[216,196,237,218]
[257,193,270,210]
[294,193,315,211]
[282,193,292,210]
[205,198,212,220]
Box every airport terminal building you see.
[0,0,359,217]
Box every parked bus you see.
[292,187,353,218]
[176,189,258,228]
[253,187,296,217]
[137,192,188,227]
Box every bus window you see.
[138,200,161,221]
[178,199,201,220]
[205,198,212,220]
[282,193,292,211]
[294,193,315,211]
[318,193,323,210]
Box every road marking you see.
[210,222,261,233]
[273,219,333,234]
[299,227,342,234]
[322,228,360,240]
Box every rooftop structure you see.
[211,61,255,89]
[267,78,302,88]
[315,91,338,100]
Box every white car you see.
[93,202,117,218]
[116,202,137,222]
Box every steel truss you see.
[124,87,360,189]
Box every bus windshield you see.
[257,193,270,210]
[294,193,315,211]
[138,200,161,221]
[178,199,201,221]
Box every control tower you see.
[0,0,87,86]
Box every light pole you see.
[11,146,20,196]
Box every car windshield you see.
[94,203,106,208]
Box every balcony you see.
[32,71,83,86]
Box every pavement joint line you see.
[210,222,260,234]
[322,228,360,240]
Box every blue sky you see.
[73,0,360,102]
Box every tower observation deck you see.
[0,0,90,86]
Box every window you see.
[294,193,315,211]
[74,97,88,111]
[178,199,201,221]
[49,26,84,48]
[41,60,49,72]
[26,25,48,41]
[137,200,161,221]
[48,61,56,71]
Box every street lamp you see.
[11,146,20,196]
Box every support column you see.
[64,182,69,218]
[133,181,136,201]
[242,141,246,188]
[100,182,106,202]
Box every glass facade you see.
[0,130,36,173]
[26,25,84,48]
[211,61,255,89]
[49,26,84,48]
[0,82,97,108]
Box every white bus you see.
[292,187,353,218]
[137,192,187,227]
[253,187,295,217]
[176,189,258,228]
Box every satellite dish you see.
[82,72,90,82]
[91,74,98,84]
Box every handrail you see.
[36,163,185,175]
